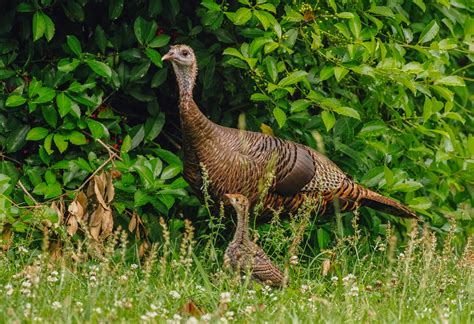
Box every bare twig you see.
[96,138,123,161]
[17,180,38,205]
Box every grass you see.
[0,213,472,324]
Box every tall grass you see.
[0,208,472,323]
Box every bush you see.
[0,0,472,246]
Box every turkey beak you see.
[162,50,175,62]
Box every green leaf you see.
[86,59,112,79]
[434,76,465,87]
[43,14,55,42]
[42,105,58,128]
[66,35,82,55]
[423,97,432,122]
[134,190,150,207]
[223,47,244,59]
[290,99,311,113]
[0,69,15,80]
[250,93,271,101]
[145,113,165,141]
[320,66,334,81]
[321,111,335,131]
[230,8,252,25]
[332,106,360,119]
[264,56,278,82]
[53,134,68,153]
[87,119,108,139]
[149,35,170,48]
[32,11,46,41]
[369,6,394,17]
[337,12,354,19]
[145,48,162,68]
[278,70,307,87]
[392,180,423,192]
[161,165,181,180]
[413,0,426,12]
[108,0,124,20]
[95,26,107,53]
[349,14,361,40]
[27,127,49,141]
[6,125,30,153]
[44,134,54,154]
[130,125,145,150]
[334,66,348,82]
[134,17,157,45]
[32,87,56,104]
[6,95,26,107]
[68,131,87,145]
[273,107,286,128]
[56,92,72,117]
[57,58,80,73]
[121,135,132,154]
[419,20,439,44]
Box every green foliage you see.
[0,0,472,242]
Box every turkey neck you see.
[233,204,250,243]
[172,61,216,142]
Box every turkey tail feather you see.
[360,187,418,219]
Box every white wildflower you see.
[186,316,199,324]
[131,263,139,270]
[244,305,256,314]
[289,255,299,265]
[169,290,181,299]
[18,246,28,254]
[201,313,212,322]
[225,311,234,320]
[52,301,61,310]
[94,307,102,314]
[349,285,359,297]
[22,281,32,288]
[331,276,338,282]
[220,292,231,303]
[300,284,309,293]
[146,311,158,318]
[342,273,356,283]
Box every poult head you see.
[223,193,249,214]
[162,45,196,67]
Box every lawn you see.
[1,216,472,323]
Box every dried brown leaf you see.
[51,201,64,224]
[321,259,331,276]
[106,171,115,203]
[128,213,137,232]
[67,215,78,236]
[49,241,62,260]
[180,300,204,317]
[2,224,12,251]
[89,205,105,240]
[101,209,113,238]
[76,192,88,216]
[138,241,149,258]
[94,178,109,210]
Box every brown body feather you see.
[163,45,418,220]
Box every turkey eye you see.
[182,50,189,56]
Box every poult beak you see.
[162,50,174,61]
[222,194,233,205]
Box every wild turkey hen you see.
[223,193,284,287]
[162,45,417,219]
